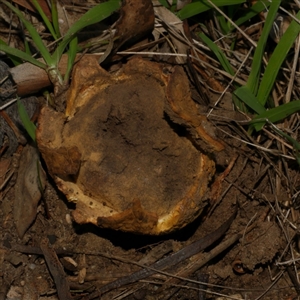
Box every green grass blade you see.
[51,0,61,38]
[53,0,120,64]
[177,0,245,20]
[257,10,300,106]
[2,0,54,67]
[24,38,32,55]
[234,86,266,114]
[198,32,234,75]
[0,43,47,69]
[217,13,230,34]
[234,0,270,27]
[158,0,171,8]
[248,118,300,165]
[31,0,57,39]
[249,101,300,131]
[266,122,300,165]
[17,99,37,142]
[64,37,78,83]
[227,3,240,18]
[0,39,23,66]
[246,0,280,95]
[218,4,240,34]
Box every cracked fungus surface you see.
[37,56,217,234]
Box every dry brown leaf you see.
[100,0,154,64]
[12,0,51,19]
[154,4,188,64]
[14,145,46,238]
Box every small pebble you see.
[65,213,72,224]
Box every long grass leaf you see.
[198,33,234,75]
[51,0,61,38]
[158,0,171,8]
[17,99,37,142]
[234,86,266,114]
[177,0,245,20]
[218,4,241,34]
[217,13,231,35]
[257,10,300,106]
[249,101,300,131]
[264,122,300,165]
[64,37,78,83]
[234,0,270,27]
[24,38,32,56]
[0,39,23,66]
[246,0,280,95]
[53,0,120,64]
[0,43,47,69]
[2,0,54,66]
[31,0,57,39]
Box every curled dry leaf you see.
[100,0,154,64]
[14,144,46,238]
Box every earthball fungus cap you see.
[36,56,223,235]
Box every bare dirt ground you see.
[1,1,300,300]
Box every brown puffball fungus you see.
[36,56,224,235]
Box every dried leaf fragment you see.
[100,0,154,63]
[14,145,46,238]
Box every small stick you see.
[88,208,237,298]
[40,238,73,300]
[0,110,27,145]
